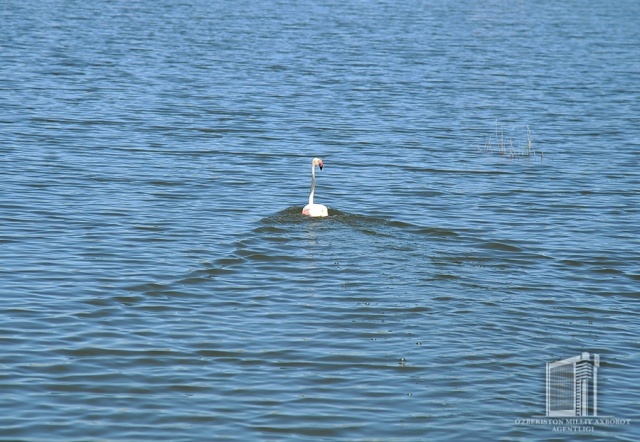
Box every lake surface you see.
[1,0,639,440]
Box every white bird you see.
[302,157,329,217]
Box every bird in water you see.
[302,157,329,217]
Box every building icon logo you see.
[515,352,631,433]
[546,352,599,417]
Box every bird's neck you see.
[308,166,316,205]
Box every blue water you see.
[1,0,639,440]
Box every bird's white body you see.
[302,203,328,217]
[302,157,328,217]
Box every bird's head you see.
[312,157,324,170]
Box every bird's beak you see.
[319,161,323,170]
